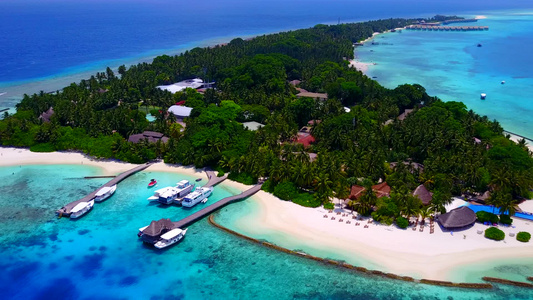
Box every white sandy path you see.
[232,192,533,281]
[0,147,207,179]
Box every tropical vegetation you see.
[1,15,532,213]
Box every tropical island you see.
[1,15,532,284]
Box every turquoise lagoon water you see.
[357,11,533,138]
[2,165,533,299]
[216,196,533,287]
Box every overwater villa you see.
[138,218,178,244]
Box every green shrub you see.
[395,216,409,229]
[516,231,531,243]
[476,211,499,224]
[261,179,276,193]
[292,193,321,208]
[499,214,513,225]
[217,171,225,177]
[323,202,334,210]
[484,227,505,241]
[228,171,256,185]
[30,143,55,152]
[273,182,298,201]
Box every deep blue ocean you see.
[2,1,533,299]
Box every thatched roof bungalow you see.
[39,107,54,123]
[128,131,169,144]
[296,91,328,101]
[349,182,391,200]
[140,218,177,244]
[413,184,432,205]
[437,206,476,230]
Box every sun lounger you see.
[346,221,351,224]
[364,225,368,228]
[339,219,343,222]
[331,217,335,220]
[323,214,328,218]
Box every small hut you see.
[140,218,176,244]
[413,184,432,205]
[128,131,169,144]
[38,107,54,123]
[437,206,476,230]
[349,182,391,200]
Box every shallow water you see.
[357,11,533,138]
[2,164,533,299]
[216,196,533,288]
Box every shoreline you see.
[2,146,533,283]
[220,192,533,282]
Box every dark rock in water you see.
[99,246,107,252]
[184,247,193,253]
[48,262,58,270]
[48,233,58,241]
[89,246,97,251]
[119,275,139,286]
[64,255,74,261]
[80,253,106,278]
[78,229,90,235]
[34,278,78,300]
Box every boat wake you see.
[0,92,7,96]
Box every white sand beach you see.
[229,191,533,281]
[507,132,533,152]
[349,60,373,73]
[0,147,207,179]
[3,146,533,282]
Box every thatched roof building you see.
[38,107,54,123]
[296,91,328,101]
[437,206,476,230]
[128,131,169,144]
[398,109,414,121]
[349,182,391,200]
[140,218,177,244]
[413,184,432,205]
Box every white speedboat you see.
[154,228,188,249]
[480,93,487,100]
[94,185,117,202]
[182,187,213,208]
[70,200,94,219]
[147,180,194,205]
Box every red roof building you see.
[349,182,391,200]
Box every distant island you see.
[1,14,532,271]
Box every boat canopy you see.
[71,202,89,213]
[176,180,190,188]
[95,186,112,197]
[160,228,184,240]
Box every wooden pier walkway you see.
[172,183,263,228]
[406,25,489,31]
[57,163,151,217]
[203,169,228,187]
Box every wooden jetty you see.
[174,183,262,228]
[204,169,228,187]
[406,25,489,31]
[56,163,151,217]
[84,175,117,179]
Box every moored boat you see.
[480,93,487,100]
[70,200,94,219]
[154,228,188,249]
[148,179,157,188]
[147,180,195,205]
[182,186,213,208]
[94,184,116,202]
